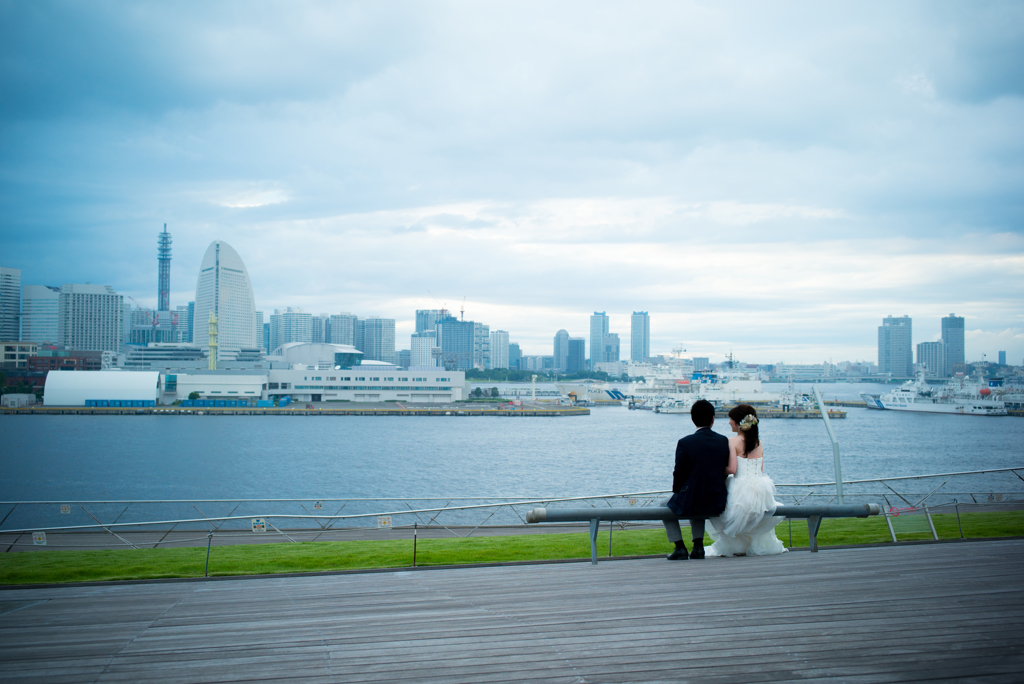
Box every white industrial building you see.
[44,371,160,406]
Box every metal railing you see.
[1,468,1021,551]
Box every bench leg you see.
[808,515,822,552]
[590,519,599,565]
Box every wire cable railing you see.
[2,468,1021,551]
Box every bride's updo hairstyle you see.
[728,404,760,456]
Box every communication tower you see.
[157,224,172,311]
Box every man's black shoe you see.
[690,540,705,559]
[667,546,689,560]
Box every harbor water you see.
[2,384,1023,503]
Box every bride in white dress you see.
[706,404,788,557]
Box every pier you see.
[0,405,590,417]
[1,539,1021,682]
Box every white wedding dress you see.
[706,455,788,557]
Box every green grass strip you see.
[1,510,1020,586]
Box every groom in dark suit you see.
[664,399,732,560]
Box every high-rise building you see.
[269,308,312,351]
[21,285,60,344]
[436,314,475,370]
[262,322,270,352]
[491,330,510,369]
[193,241,258,360]
[473,322,490,369]
[329,313,358,346]
[416,309,445,333]
[58,284,124,352]
[254,311,263,347]
[567,337,586,373]
[176,305,193,343]
[630,311,650,363]
[878,315,913,377]
[590,312,609,365]
[553,329,569,372]
[0,266,21,341]
[693,357,710,372]
[603,332,620,363]
[411,331,439,367]
[310,313,330,344]
[157,224,172,312]
[999,351,1007,365]
[362,318,396,363]
[916,341,945,378]
[508,342,521,370]
[941,314,965,377]
[186,301,195,342]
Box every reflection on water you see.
[2,398,1022,502]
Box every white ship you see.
[861,370,1007,416]
[556,382,627,404]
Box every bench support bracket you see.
[808,515,822,552]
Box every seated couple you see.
[664,400,787,560]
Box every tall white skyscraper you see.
[473,322,491,369]
[58,284,124,352]
[21,285,60,344]
[491,330,510,369]
[411,331,439,367]
[0,266,21,341]
[590,312,609,366]
[192,241,258,360]
[630,311,650,362]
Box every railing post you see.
[589,519,599,565]
[813,386,844,504]
[205,532,213,577]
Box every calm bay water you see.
[2,385,1023,501]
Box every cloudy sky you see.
[2,1,1022,363]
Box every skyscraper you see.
[916,341,945,378]
[157,224,171,312]
[310,313,330,344]
[590,312,609,366]
[941,314,965,377]
[436,314,474,370]
[999,351,1006,365]
[630,311,650,363]
[193,241,259,360]
[58,284,124,352]
[362,318,396,363]
[508,342,521,370]
[21,285,60,344]
[0,266,21,341]
[473,321,490,369]
[603,332,620,363]
[553,329,569,372]
[416,309,445,333]
[269,308,312,351]
[567,337,586,373]
[878,315,913,377]
[411,331,439,367]
[329,313,358,345]
[491,330,509,369]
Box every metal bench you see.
[526,503,882,564]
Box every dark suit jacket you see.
[668,427,730,517]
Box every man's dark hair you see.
[690,399,715,427]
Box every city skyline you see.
[1,4,1022,363]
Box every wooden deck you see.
[2,539,1022,683]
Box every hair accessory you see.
[739,414,759,431]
